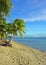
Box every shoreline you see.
[13,41,46,53]
[14,37,46,52]
[0,41,46,65]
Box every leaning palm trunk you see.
[4,36,14,47]
[9,36,14,43]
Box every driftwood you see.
[0,40,12,47]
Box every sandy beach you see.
[0,41,46,65]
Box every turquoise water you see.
[14,37,46,51]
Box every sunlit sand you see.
[0,41,46,65]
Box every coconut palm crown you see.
[12,19,26,37]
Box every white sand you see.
[0,41,46,65]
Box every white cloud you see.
[24,16,46,22]
[22,10,46,22]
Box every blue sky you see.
[6,0,46,36]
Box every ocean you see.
[14,37,46,52]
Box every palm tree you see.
[0,17,6,40]
[6,23,13,40]
[13,19,25,37]
[6,19,25,40]
[0,0,12,39]
[4,19,25,47]
[0,0,12,17]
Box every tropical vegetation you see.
[0,0,26,46]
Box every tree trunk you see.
[5,36,14,47]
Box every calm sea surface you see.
[14,37,46,52]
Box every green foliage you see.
[0,18,26,39]
[0,18,6,39]
[6,19,25,37]
[13,19,25,37]
[0,0,12,17]
[0,0,26,40]
[0,0,12,39]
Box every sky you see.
[6,0,46,36]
